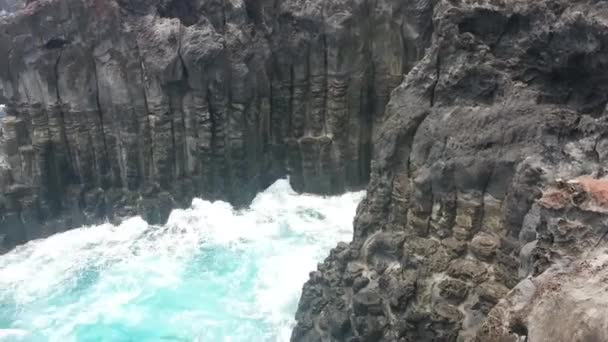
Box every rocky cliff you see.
[2,0,608,340]
[0,0,432,251]
[292,0,608,341]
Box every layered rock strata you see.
[293,0,608,340]
[0,0,432,251]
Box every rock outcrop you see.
[476,177,608,342]
[0,0,432,251]
[3,0,608,340]
[292,0,608,341]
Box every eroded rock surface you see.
[3,0,608,340]
[477,178,608,342]
[293,0,608,340]
[0,0,432,251]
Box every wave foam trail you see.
[0,179,365,342]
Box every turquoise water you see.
[0,180,364,342]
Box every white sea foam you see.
[0,179,364,342]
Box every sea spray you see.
[0,179,364,342]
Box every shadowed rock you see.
[2,0,608,341]
[292,0,608,340]
[0,0,432,251]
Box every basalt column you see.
[292,0,608,340]
[0,0,431,251]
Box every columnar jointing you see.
[292,0,608,340]
[0,0,432,251]
[3,0,608,341]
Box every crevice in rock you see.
[207,84,219,197]
[135,42,151,116]
[288,64,294,136]
[402,111,430,176]
[458,9,507,47]
[53,49,76,188]
[91,57,110,188]
[221,0,227,31]
[593,134,602,166]
[134,40,154,182]
[175,27,189,179]
[321,13,328,136]
[244,0,262,25]
[491,14,530,54]
[157,0,199,26]
[510,320,528,341]
[43,37,70,50]
[168,105,176,183]
[430,51,441,107]
[426,181,434,235]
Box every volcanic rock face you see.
[476,178,608,342]
[3,0,608,340]
[0,0,432,251]
[292,0,608,341]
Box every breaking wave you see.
[0,179,364,342]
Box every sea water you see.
[0,179,364,342]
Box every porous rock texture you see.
[0,0,432,251]
[3,0,608,340]
[292,0,608,341]
[476,178,608,342]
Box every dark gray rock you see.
[0,0,432,251]
[2,0,608,341]
[353,290,384,316]
[292,0,608,340]
[352,276,370,293]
